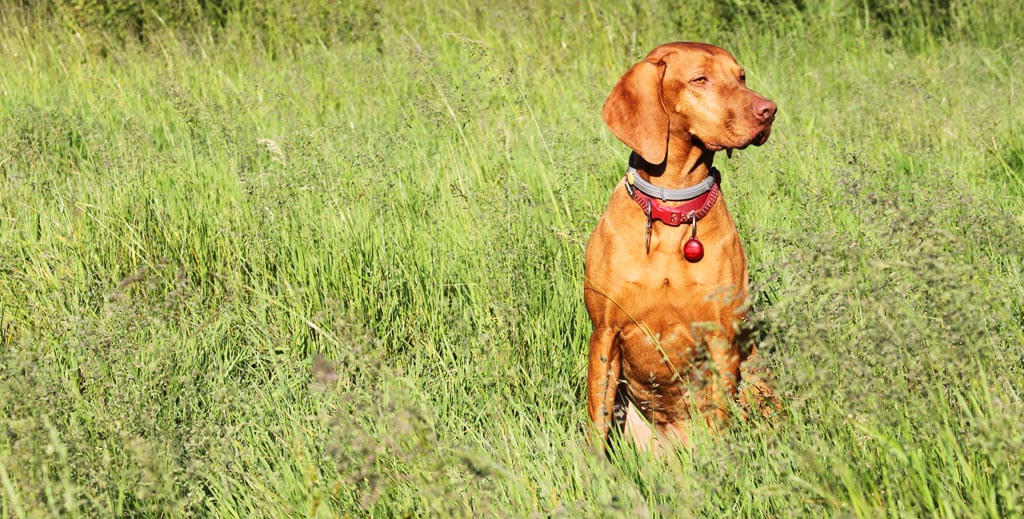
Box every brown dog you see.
[584,42,777,452]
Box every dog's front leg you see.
[705,334,742,427]
[738,344,780,416]
[586,327,620,448]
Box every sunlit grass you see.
[1,1,1022,517]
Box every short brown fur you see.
[585,42,778,452]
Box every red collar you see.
[625,169,721,226]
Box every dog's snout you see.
[753,98,777,123]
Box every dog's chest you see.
[619,236,737,298]
[621,270,728,329]
[585,194,749,325]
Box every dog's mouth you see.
[745,118,775,147]
[704,124,773,155]
[752,126,772,146]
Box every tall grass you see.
[1,0,1022,517]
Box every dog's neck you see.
[632,142,715,191]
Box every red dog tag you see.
[683,213,704,262]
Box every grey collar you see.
[626,154,718,201]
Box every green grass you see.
[1,0,1023,517]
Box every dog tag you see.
[683,213,704,262]
[644,207,653,254]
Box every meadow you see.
[1,0,1022,516]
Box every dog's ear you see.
[602,56,669,165]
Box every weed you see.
[1,1,1022,517]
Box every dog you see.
[584,42,777,452]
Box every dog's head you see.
[602,42,776,164]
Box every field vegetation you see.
[1,0,1022,516]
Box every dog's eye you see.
[739,73,746,83]
[691,76,708,85]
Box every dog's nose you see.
[753,99,777,123]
